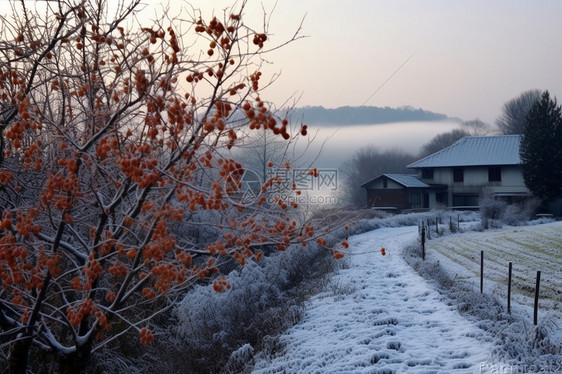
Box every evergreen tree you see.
[520,91,562,200]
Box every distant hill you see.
[289,105,452,126]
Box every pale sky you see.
[186,0,562,126]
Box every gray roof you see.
[408,135,522,168]
[361,174,430,189]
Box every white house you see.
[362,135,531,210]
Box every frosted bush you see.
[171,241,337,372]
[480,196,507,229]
[351,210,479,237]
[224,344,255,374]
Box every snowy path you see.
[253,226,502,374]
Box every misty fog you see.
[299,120,462,169]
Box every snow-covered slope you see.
[252,226,506,373]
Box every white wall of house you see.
[484,166,530,195]
[416,165,530,209]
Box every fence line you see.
[418,220,543,325]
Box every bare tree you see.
[0,1,343,372]
[418,128,470,158]
[461,119,491,136]
[496,89,543,135]
[235,126,292,181]
[342,146,416,208]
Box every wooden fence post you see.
[534,271,541,325]
[480,251,484,293]
[507,262,512,314]
[421,224,426,261]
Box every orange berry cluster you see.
[332,250,345,259]
[134,69,149,95]
[252,33,267,48]
[380,247,386,256]
[22,142,43,170]
[141,27,165,45]
[308,168,319,177]
[15,209,41,238]
[82,252,103,290]
[105,291,116,303]
[139,328,154,344]
[0,69,25,102]
[164,27,181,64]
[150,262,182,294]
[176,252,192,268]
[0,170,14,186]
[243,98,292,140]
[45,255,61,278]
[219,159,244,194]
[212,276,231,292]
[142,288,155,299]
[0,211,12,231]
[108,261,127,277]
[250,71,262,91]
[66,298,108,328]
[185,71,204,83]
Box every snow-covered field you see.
[252,225,511,373]
[426,221,562,343]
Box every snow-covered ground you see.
[252,225,509,373]
[425,221,562,346]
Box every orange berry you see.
[332,250,344,259]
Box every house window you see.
[453,194,479,207]
[436,192,447,205]
[409,192,422,207]
[488,166,501,182]
[453,168,464,182]
[422,168,434,179]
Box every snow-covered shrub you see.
[89,240,340,374]
[351,210,479,237]
[480,196,507,229]
[402,243,455,290]
[502,197,541,226]
[167,241,338,373]
[224,344,255,374]
[480,196,541,228]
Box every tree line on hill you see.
[290,105,450,125]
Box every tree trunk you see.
[7,337,32,374]
[58,340,93,374]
